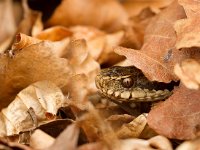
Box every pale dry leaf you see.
[178,0,200,17]
[46,123,79,150]
[0,0,17,53]
[35,26,72,41]
[117,114,148,139]
[78,103,118,144]
[176,137,200,150]
[0,81,66,137]
[31,13,43,37]
[0,138,32,150]
[175,1,200,49]
[65,39,100,92]
[0,41,72,108]
[97,30,125,65]
[30,129,55,149]
[46,0,129,32]
[174,13,200,49]
[62,74,89,109]
[174,59,200,89]
[78,142,107,150]
[121,0,174,17]
[70,26,106,60]
[148,135,173,150]
[70,26,124,63]
[16,0,41,36]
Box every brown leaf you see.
[175,1,200,49]
[30,130,55,149]
[46,123,79,150]
[12,33,41,50]
[0,41,72,108]
[147,84,200,140]
[0,81,67,137]
[115,1,195,83]
[122,0,173,17]
[70,26,124,64]
[0,0,18,53]
[0,138,32,150]
[16,0,41,36]
[174,59,200,89]
[35,26,72,41]
[65,39,100,92]
[176,137,200,150]
[45,0,129,32]
[174,14,200,49]
[117,114,148,139]
[178,0,200,17]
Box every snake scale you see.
[95,66,174,102]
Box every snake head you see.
[95,66,174,102]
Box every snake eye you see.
[122,77,133,88]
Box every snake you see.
[95,66,175,102]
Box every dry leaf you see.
[117,114,148,138]
[0,0,18,53]
[12,33,41,50]
[121,0,174,17]
[0,138,32,150]
[114,1,200,83]
[176,137,200,150]
[0,81,66,137]
[35,26,72,41]
[0,41,72,108]
[45,0,129,32]
[16,0,41,36]
[46,123,79,150]
[118,136,172,150]
[30,129,55,149]
[65,39,100,92]
[174,15,200,49]
[70,26,107,60]
[71,26,125,64]
[178,0,200,17]
[148,84,200,140]
[174,59,200,89]
[78,142,107,150]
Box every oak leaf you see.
[35,26,72,41]
[148,84,200,140]
[70,26,125,64]
[174,59,200,89]
[178,0,200,17]
[45,0,129,32]
[64,39,100,92]
[115,1,195,83]
[174,1,200,49]
[0,81,66,137]
[0,41,72,108]
[122,0,173,17]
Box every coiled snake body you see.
[95,66,173,102]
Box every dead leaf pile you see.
[0,0,200,150]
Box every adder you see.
[95,66,176,113]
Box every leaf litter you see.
[0,0,200,149]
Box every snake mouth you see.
[95,66,178,102]
[96,75,173,102]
